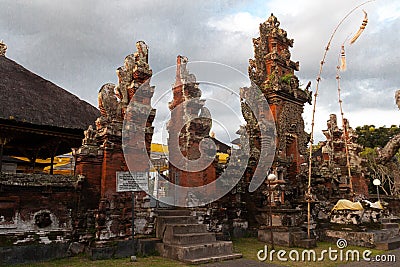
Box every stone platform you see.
[322,227,400,250]
[89,238,160,260]
[258,227,316,248]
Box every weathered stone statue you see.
[135,40,148,63]
[176,55,196,84]
[396,90,400,110]
[132,40,152,81]
[98,83,121,122]
[82,125,96,146]
[124,54,135,73]
[120,41,152,101]
[0,40,7,56]
[115,66,130,108]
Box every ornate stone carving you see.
[312,114,369,198]
[248,37,266,87]
[0,41,7,56]
[244,14,312,208]
[266,13,280,27]
[98,83,121,122]
[248,13,310,105]
[396,90,400,109]
[135,41,148,62]
[277,102,308,156]
[115,67,130,107]
[91,40,154,127]
[77,125,100,155]
[82,125,97,146]
[75,41,156,242]
[168,55,216,189]
[131,41,152,83]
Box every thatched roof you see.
[0,56,99,130]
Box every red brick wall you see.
[101,149,128,198]
[75,156,102,209]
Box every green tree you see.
[355,125,400,149]
[356,125,400,196]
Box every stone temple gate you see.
[1,12,388,265]
[245,13,312,203]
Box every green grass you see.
[10,238,390,267]
[11,255,188,267]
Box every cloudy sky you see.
[1,0,399,143]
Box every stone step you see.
[390,217,400,224]
[374,229,398,243]
[258,229,315,248]
[185,253,243,265]
[159,241,237,261]
[375,236,400,250]
[164,232,216,245]
[382,217,400,224]
[291,231,317,248]
[157,216,198,224]
[296,238,317,249]
[382,223,399,229]
[165,224,208,236]
[156,209,192,217]
[156,216,198,239]
[291,231,307,241]
[155,210,242,264]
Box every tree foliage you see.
[356,125,400,196]
[355,125,400,149]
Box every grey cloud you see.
[0,0,246,104]
[1,0,399,144]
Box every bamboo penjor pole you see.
[306,0,374,239]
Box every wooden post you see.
[50,154,54,175]
[268,180,274,249]
[0,142,3,173]
[132,191,136,257]
[0,137,9,173]
[31,152,38,173]
[71,148,77,176]
[49,141,60,175]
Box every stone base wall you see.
[95,192,154,241]
[321,229,399,248]
[0,242,71,265]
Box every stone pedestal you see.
[256,207,316,248]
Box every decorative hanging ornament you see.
[350,10,368,44]
[340,45,347,71]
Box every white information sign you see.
[116,171,148,192]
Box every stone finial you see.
[82,125,97,146]
[134,40,149,63]
[176,55,189,81]
[0,40,7,56]
[267,13,280,27]
[176,55,196,84]
[395,90,400,110]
